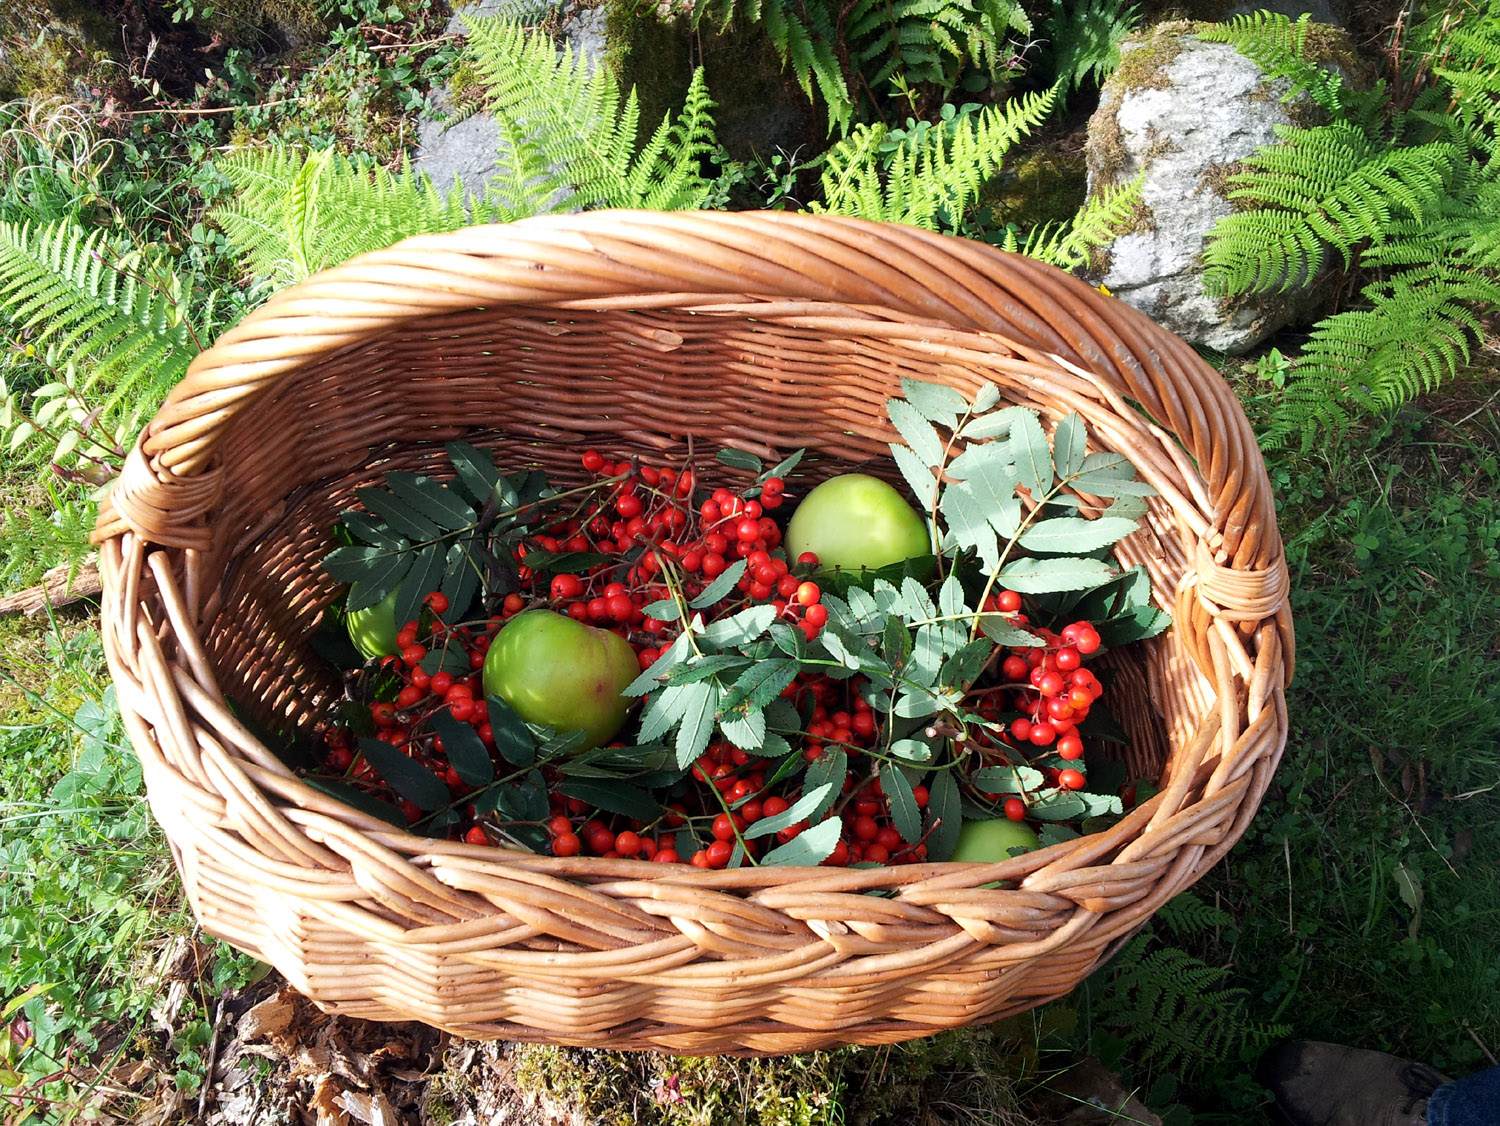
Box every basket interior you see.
[197,301,1196,784]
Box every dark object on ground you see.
[1257,1040,1448,1126]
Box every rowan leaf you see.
[888,737,935,763]
[891,442,941,513]
[745,783,833,838]
[976,614,1046,646]
[558,778,661,821]
[1017,516,1139,554]
[804,747,846,819]
[999,556,1115,594]
[345,552,412,612]
[887,398,946,466]
[485,695,534,766]
[945,439,1014,481]
[385,472,476,532]
[702,605,776,647]
[720,706,766,750]
[716,447,763,472]
[324,545,388,584]
[760,816,842,866]
[429,708,495,787]
[395,542,445,628]
[899,376,969,427]
[1052,412,1088,479]
[637,683,691,743]
[941,484,1000,570]
[674,681,719,767]
[438,541,482,621]
[690,558,748,607]
[971,764,1044,793]
[1010,410,1054,499]
[358,738,451,811]
[720,657,801,712]
[926,768,962,860]
[971,381,1002,413]
[882,764,923,845]
[664,655,753,684]
[445,440,501,505]
[959,404,1028,440]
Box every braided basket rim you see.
[93,211,1293,1054]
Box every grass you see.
[1120,390,1500,1118]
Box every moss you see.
[0,1,119,99]
[1107,20,1197,93]
[985,146,1089,230]
[497,1022,1048,1125]
[1199,157,1250,201]
[603,0,821,160]
[1085,91,1130,189]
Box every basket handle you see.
[94,210,1276,571]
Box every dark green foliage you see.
[1200,11,1500,447]
[1040,0,1140,95]
[1085,934,1290,1078]
[687,0,1031,132]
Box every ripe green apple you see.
[482,609,639,751]
[785,473,930,573]
[950,817,1039,862]
[346,588,401,659]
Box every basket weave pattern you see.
[94,212,1292,1054]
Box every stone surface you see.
[1085,28,1314,354]
[414,0,608,202]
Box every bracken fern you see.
[1196,11,1500,448]
[811,87,1055,230]
[462,16,718,211]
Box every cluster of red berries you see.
[319,448,1121,868]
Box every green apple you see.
[482,609,639,751]
[346,588,401,659]
[785,473,930,573]
[950,817,1040,862]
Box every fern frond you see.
[1042,0,1138,94]
[463,18,719,209]
[813,86,1055,230]
[694,0,853,132]
[1264,267,1500,449]
[1204,124,1462,294]
[1092,936,1289,1077]
[0,486,95,593]
[1018,172,1144,270]
[210,148,480,288]
[0,219,197,399]
[1198,12,1349,121]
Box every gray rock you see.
[1085,29,1315,354]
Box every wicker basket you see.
[93,211,1293,1055]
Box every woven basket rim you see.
[92,210,1294,1052]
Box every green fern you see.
[690,0,1028,133]
[1007,171,1145,271]
[811,87,1054,230]
[1197,9,1500,447]
[0,484,95,592]
[209,148,487,289]
[1090,935,1289,1077]
[462,17,718,211]
[1041,0,1139,95]
[0,219,206,472]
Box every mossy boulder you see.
[1083,20,1354,353]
